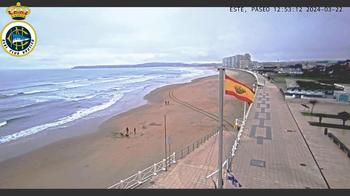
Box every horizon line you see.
[1,58,349,70]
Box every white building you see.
[334,84,350,102]
[222,53,252,69]
[285,79,325,98]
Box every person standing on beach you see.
[134,128,136,135]
[126,127,129,137]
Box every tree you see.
[338,111,350,126]
[309,100,318,114]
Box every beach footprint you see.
[110,131,124,139]
[149,122,162,126]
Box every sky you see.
[0,7,350,69]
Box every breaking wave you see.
[0,92,123,144]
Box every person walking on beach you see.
[126,127,129,137]
[134,128,136,135]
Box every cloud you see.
[0,7,350,69]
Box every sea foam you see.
[0,92,123,144]
[0,121,6,128]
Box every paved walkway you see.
[230,79,328,188]
[142,131,234,188]
[288,102,350,188]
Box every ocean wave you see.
[0,116,28,127]
[95,77,129,83]
[60,76,155,89]
[62,84,88,89]
[0,89,60,99]
[127,75,156,83]
[22,89,58,95]
[0,92,123,144]
[0,93,16,99]
[0,121,6,128]
[52,79,89,85]
[6,115,29,123]
[0,94,8,99]
[63,94,97,102]
[0,83,56,93]
[0,100,53,113]
[84,76,137,86]
[1,76,156,97]
[0,80,90,98]
[52,78,121,89]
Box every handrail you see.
[231,72,259,158]
[175,128,219,160]
[108,127,219,189]
[108,152,176,189]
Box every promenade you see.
[230,79,328,188]
[143,74,350,189]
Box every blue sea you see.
[0,67,216,145]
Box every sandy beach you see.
[0,69,255,188]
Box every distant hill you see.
[72,62,220,69]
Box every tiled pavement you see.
[142,131,234,188]
[230,80,328,188]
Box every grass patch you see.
[271,74,324,83]
[301,112,339,118]
[270,74,326,90]
[302,112,313,116]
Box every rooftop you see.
[285,79,299,89]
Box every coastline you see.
[0,67,216,162]
[0,70,255,188]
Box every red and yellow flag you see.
[224,74,255,104]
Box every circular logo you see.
[1,21,37,57]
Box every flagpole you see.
[217,67,225,189]
[243,101,246,120]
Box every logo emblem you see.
[234,85,246,94]
[1,2,37,57]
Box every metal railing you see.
[231,85,258,158]
[175,128,219,160]
[108,152,176,189]
[108,128,219,189]
[327,132,350,158]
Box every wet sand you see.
[0,69,255,188]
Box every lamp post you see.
[164,114,167,171]
[217,67,225,189]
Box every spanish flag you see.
[224,74,255,104]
